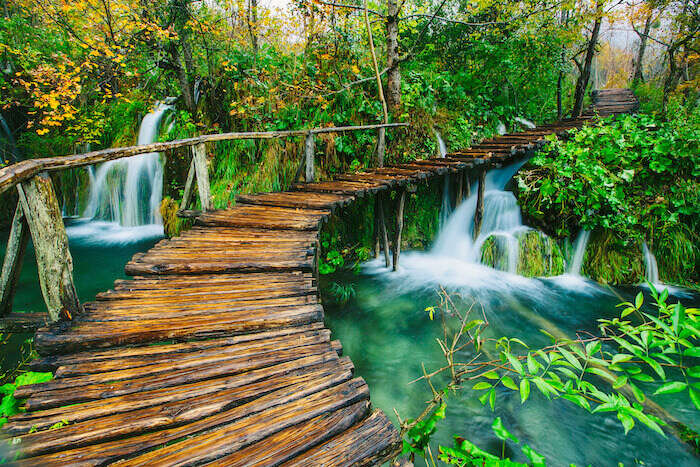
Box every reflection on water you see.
[323,268,700,466]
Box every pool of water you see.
[323,255,700,466]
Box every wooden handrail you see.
[0,122,409,195]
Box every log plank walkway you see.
[2,89,638,466]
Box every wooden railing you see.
[0,122,408,325]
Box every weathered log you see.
[0,203,30,316]
[17,173,81,322]
[375,193,391,268]
[473,169,486,240]
[393,189,406,271]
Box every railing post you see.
[376,127,386,168]
[393,188,406,271]
[305,132,315,182]
[192,143,212,211]
[179,159,196,212]
[473,169,486,240]
[17,173,81,322]
[0,203,30,316]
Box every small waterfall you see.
[83,103,172,227]
[569,230,590,275]
[642,242,659,284]
[514,117,536,129]
[0,113,18,163]
[67,103,172,245]
[435,131,452,228]
[496,121,507,135]
[434,130,447,158]
[432,160,529,268]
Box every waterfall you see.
[642,242,659,284]
[569,230,590,275]
[67,103,172,245]
[0,113,18,163]
[435,131,452,228]
[514,117,536,129]
[84,103,171,226]
[431,160,529,267]
[434,130,447,158]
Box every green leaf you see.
[689,388,700,410]
[489,389,496,411]
[640,356,666,380]
[611,354,633,365]
[505,353,524,374]
[683,348,700,358]
[472,382,492,391]
[628,382,645,404]
[635,292,643,309]
[558,347,583,371]
[521,444,547,467]
[520,378,530,403]
[483,371,499,380]
[539,329,557,344]
[688,366,700,378]
[492,417,519,443]
[617,412,635,434]
[501,376,519,391]
[653,381,687,395]
[526,354,539,375]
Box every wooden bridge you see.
[0,89,637,465]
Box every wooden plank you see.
[13,361,355,457]
[0,312,49,332]
[9,354,348,436]
[281,409,401,467]
[204,400,370,467]
[235,192,355,211]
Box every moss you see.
[517,230,565,277]
[160,196,192,238]
[480,235,511,272]
[481,230,565,276]
[582,230,644,285]
[653,223,700,286]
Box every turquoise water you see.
[323,265,700,466]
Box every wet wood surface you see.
[1,91,637,465]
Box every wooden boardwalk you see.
[2,89,638,465]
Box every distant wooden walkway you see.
[2,89,637,465]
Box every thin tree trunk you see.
[364,0,389,128]
[572,2,603,117]
[385,0,401,111]
[632,14,652,84]
[248,0,259,62]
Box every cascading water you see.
[435,131,452,228]
[568,230,590,276]
[67,103,173,245]
[642,242,659,284]
[0,113,18,164]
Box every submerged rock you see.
[480,230,565,277]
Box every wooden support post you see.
[179,159,196,212]
[0,203,30,316]
[305,133,315,182]
[376,193,391,268]
[374,196,381,259]
[455,171,464,206]
[376,127,386,168]
[473,170,486,240]
[464,172,471,199]
[393,189,406,271]
[17,173,81,322]
[192,143,212,211]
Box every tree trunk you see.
[248,0,259,61]
[385,0,401,112]
[632,14,652,84]
[572,3,603,117]
[392,189,405,271]
[0,203,29,316]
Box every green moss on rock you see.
[582,230,644,285]
[517,230,565,277]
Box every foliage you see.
[0,371,53,428]
[400,285,700,464]
[516,111,700,283]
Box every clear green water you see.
[322,265,700,466]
